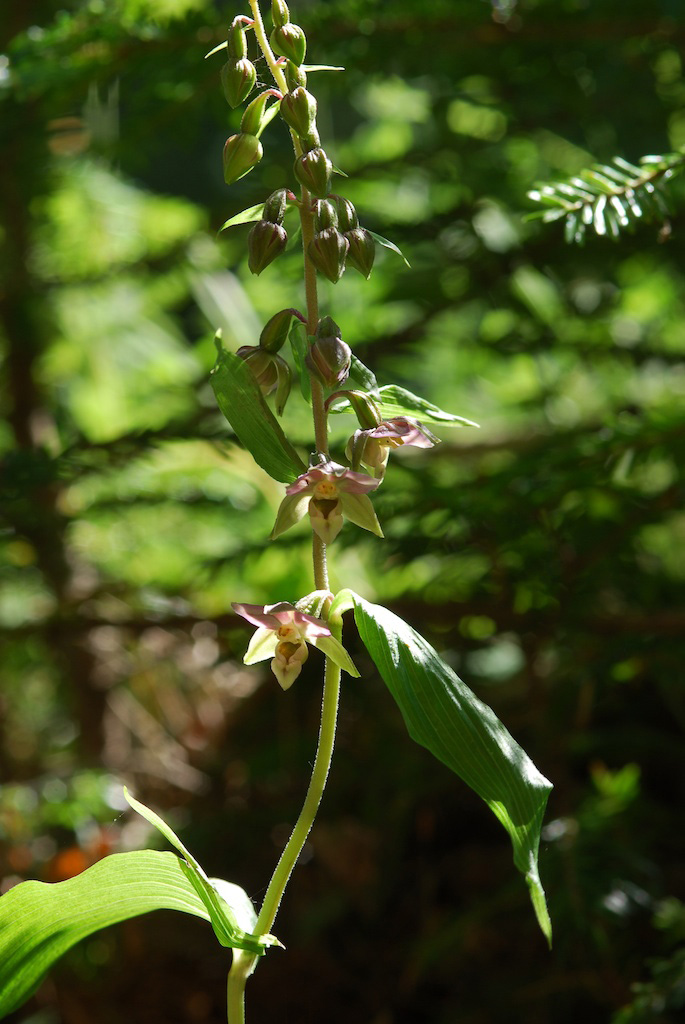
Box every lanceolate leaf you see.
[330,384,478,428]
[211,342,306,483]
[124,790,280,954]
[348,354,379,396]
[351,594,553,945]
[368,230,411,267]
[219,203,265,232]
[0,850,211,1018]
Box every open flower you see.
[270,461,382,544]
[346,416,440,476]
[232,601,359,689]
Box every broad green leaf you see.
[351,594,553,946]
[368,230,411,267]
[210,342,306,483]
[330,384,478,428]
[219,203,265,232]
[0,850,211,1018]
[124,790,280,954]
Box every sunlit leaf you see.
[210,340,306,483]
[351,594,553,946]
[0,851,211,1018]
[124,790,280,953]
[330,384,478,427]
[368,230,411,267]
[219,203,265,232]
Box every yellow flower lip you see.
[313,479,339,500]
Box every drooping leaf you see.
[0,850,211,1018]
[368,229,411,267]
[351,594,553,946]
[124,790,280,953]
[219,203,265,232]
[330,384,478,428]
[210,341,306,483]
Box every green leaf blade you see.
[0,850,210,1019]
[351,594,552,945]
[210,343,306,483]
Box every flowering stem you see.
[225,626,343,1022]
[226,8,340,1022]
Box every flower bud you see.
[227,18,248,59]
[345,429,389,476]
[280,87,317,138]
[314,199,338,232]
[247,219,288,274]
[325,388,382,429]
[259,308,298,353]
[300,128,321,152]
[241,89,281,136]
[335,197,359,232]
[270,23,307,66]
[223,133,263,184]
[237,346,292,413]
[263,187,289,225]
[220,57,257,108]
[305,335,352,388]
[285,59,307,91]
[271,0,289,29]
[307,227,349,283]
[345,226,376,279]
[315,315,342,340]
[294,147,332,198]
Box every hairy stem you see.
[225,637,343,1021]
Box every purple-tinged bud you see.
[308,228,349,283]
[325,388,383,429]
[227,18,249,59]
[285,59,307,91]
[270,23,307,66]
[241,89,281,136]
[247,219,288,274]
[345,226,376,279]
[315,315,342,340]
[237,346,292,414]
[335,197,359,233]
[263,187,289,225]
[305,335,352,388]
[345,429,389,477]
[280,87,317,138]
[314,199,338,232]
[271,0,290,29]
[294,147,332,198]
[259,308,300,353]
[223,133,263,184]
[220,57,257,108]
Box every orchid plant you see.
[0,4,553,1022]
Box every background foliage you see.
[1,0,684,1022]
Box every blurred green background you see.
[2,0,685,1022]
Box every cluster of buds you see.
[248,188,290,275]
[307,197,376,283]
[270,0,307,67]
[220,16,256,108]
[237,306,303,414]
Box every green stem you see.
[225,637,343,1021]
